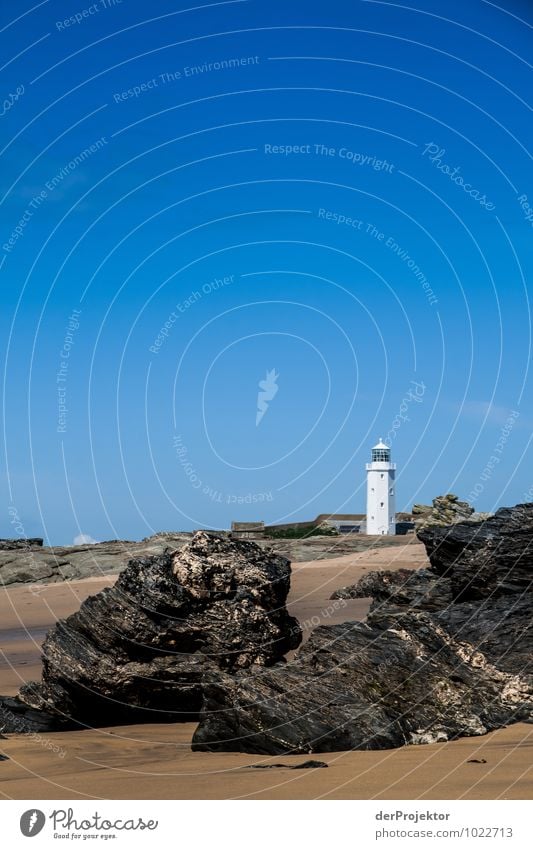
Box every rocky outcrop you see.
[330,568,453,612]
[331,568,416,600]
[7,504,532,754]
[0,529,418,587]
[0,695,60,735]
[16,533,301,727]
[0,538,43,551]
[0,532,192,586]
[412,494,475,529]
[193,614,531,754]
[417,503,533,601]
[256,533,418,563]
[192,503,533,753]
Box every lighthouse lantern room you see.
[366,439,396,535]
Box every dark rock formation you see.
[16,533,301,727]
[417,503,533,602]
[192,503,533,753]
[436,594,533,677]
[331,568,454,613]
[193,614,531,754]
[247,760,328,769]
[0,696,59,734]
[330,568,408,600]
[395,521,416,535]
[8,504,532,755]
[0,538,43,551]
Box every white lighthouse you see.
[365,439,396,535]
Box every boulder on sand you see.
[192,613,532,754]
[7,505,533,754]
[14,532,301,728]
[192,503,533,753]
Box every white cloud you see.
[460,401,522,427]
[73,533,98,546]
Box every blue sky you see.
[1,0,532,543]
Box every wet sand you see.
[1,541,531,800]
[0,576,116,697]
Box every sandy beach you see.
[1,541,532,800]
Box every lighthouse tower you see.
[366,439,396,535]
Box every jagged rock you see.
[331,568,453,612]
[413,494,476,530]
[9,504,533,754]
[193,503,533,753]
[334,505,533,670]
[0,696,60,734]
[333,568,424,600]
[436,595,533,677]
[0,532,192,586]
[0,538,43,550]
[193,614,532,754]
[417,503,533,601]
[17,533,301,726]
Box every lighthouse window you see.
[372,449,390,462]
[380,474,384,479]
[390,487,394,495]
[380,502,384,507]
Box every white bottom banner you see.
[1,800,531,848]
